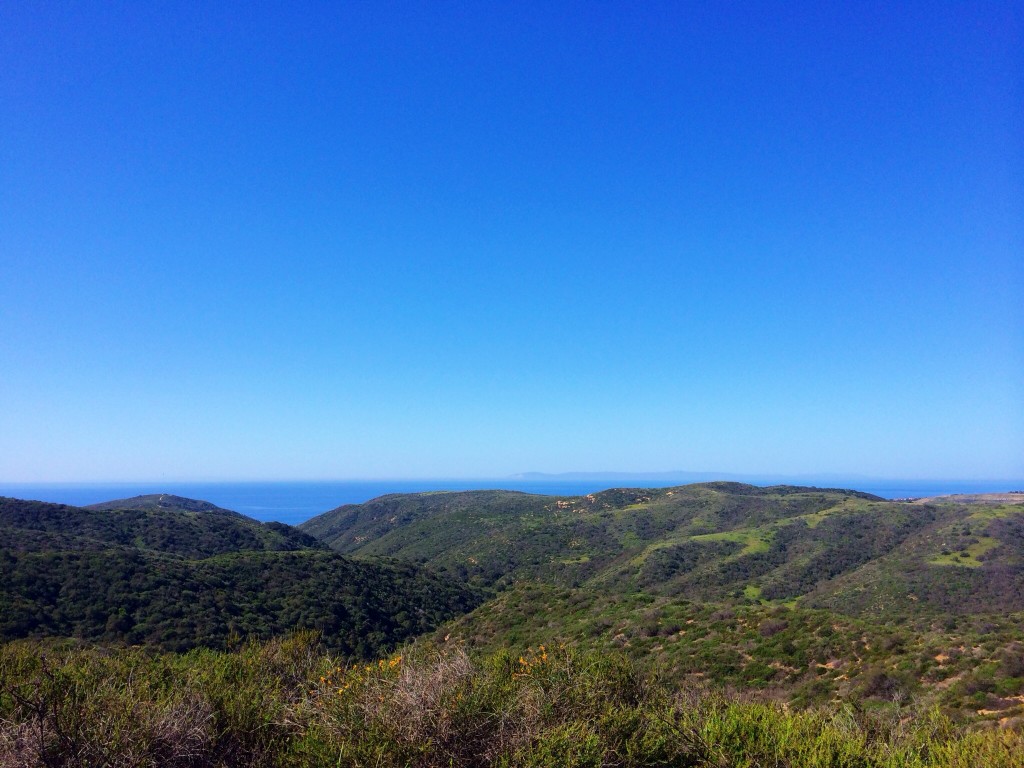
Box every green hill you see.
[6,483,1024,722]
[85,492,243,515]
[301,484,884,586]
[301,483,1024,719]
[300,482,1024,617]
[1,495,323,558]
[0,496,481,655]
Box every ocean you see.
[1,479,1020,527]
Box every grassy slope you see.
[301,483,1024,721]
[301,484,891,586]
[301,483,1024,617]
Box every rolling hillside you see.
[301,483,1024,718]
[0,495,481,654]
[2,495,325,558]
[301,482,1024,616]
[85,493,244,515]
[5,483,1023,721]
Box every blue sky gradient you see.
[1,2,1021,481]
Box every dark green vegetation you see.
[302,483,1024,723]
[85,493,244,515]
[2,496,325,558]
[4,481,1024,765]
[2,634,1021,767]
[0,496,480,655]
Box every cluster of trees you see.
[0,497,480,655]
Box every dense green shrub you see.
[2,637,1021,767]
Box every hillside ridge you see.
[85,492,241,516]
[299,481,1024,616]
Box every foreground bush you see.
[1,635,1021,767]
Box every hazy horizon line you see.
[3,472,1022,486]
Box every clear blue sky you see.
[1,2,1021,482]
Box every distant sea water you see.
[1,479,1021,527]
